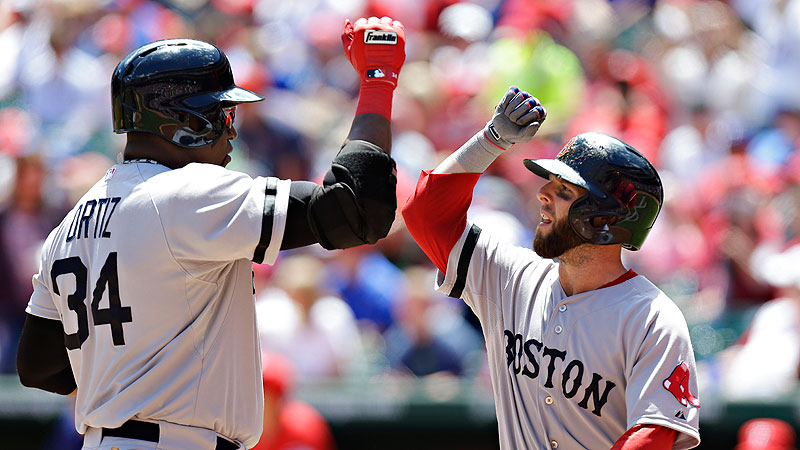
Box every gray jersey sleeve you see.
[151,164,290,267]
[26,271,58,320]
[623,287,701,449]
[432,223,701,450]
[433,222,552,333]
[26,230,60,320]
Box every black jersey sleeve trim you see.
[253,177,278,264]
[448,224,481,299]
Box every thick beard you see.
[533,213,587,259]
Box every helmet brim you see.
[523,158,606,198]
[182,86,264,109]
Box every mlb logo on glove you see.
[367,68,397,80]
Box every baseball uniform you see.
[403,170,701,450]
[18,19,405,450]
[26,161,290,449]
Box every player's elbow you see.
[17,355,76,395]
[17,363,44,390]
[400,178,442,241]
[400,193,422,235]
[308,184,396,249]
[17,315,77,395]
[16,356,39,389]
[308,140,397,249]
[16,327,44,388]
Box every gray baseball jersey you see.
[26,161,290,449]
[434,223,701,450]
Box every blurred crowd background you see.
[0,0,799,448]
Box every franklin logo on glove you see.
[364,30,398,44]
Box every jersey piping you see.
[262,179,290,265]
[599,269,638,289]
[254,177,278,263]
[448,224,482,298]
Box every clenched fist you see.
[342,16,406,89]
[484,86,546,150]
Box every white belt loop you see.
[156,420,217,450]
[82,427,103,449]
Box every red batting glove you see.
[342,16,406,88]
[342,16,405,120]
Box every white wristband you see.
[451,129,507,173]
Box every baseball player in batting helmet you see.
[17,16,405,450]
[403,87,701,449]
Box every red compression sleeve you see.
[610,424,677,450]
[402,170,482,273]
[356,83,394,120]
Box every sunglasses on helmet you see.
[221,106,236,130]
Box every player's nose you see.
[537,182,554,204]
[228,125,238,140]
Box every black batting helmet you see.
[523,132,663,251]
[112,39,263,148]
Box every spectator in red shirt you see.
[251,352,336,450]
[735,418,796,450]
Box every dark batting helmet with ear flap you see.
[523,132,663,251]
[112,39,263,148]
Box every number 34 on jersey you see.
[52,194,132,351]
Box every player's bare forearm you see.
[345,113,392,154]
[432,153,469,174]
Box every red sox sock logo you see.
[662,361,700,407]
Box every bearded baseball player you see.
[402,87,701,450]
[16,16,405,450]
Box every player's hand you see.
[342,16,406,89]
[484,86,546,150]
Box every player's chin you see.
[222,142,234,166]
[532,226,555,253]
[535,221,552,234]
[532,227,543,243]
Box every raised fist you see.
[342,16,406,88]
[484,86,546,150]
